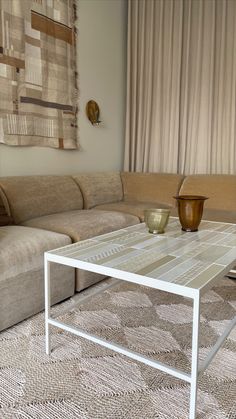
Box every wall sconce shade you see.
[86,100,101,125]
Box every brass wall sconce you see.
[86,100,101,126]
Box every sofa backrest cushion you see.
[179,175,236,211]
[73,172,123,209]
[0,176,83,224]
[121,172,184,207]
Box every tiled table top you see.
[48,218,236,296]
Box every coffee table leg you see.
[189,292,200,419]
[44,257,51,355]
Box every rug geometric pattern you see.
[0,277,235,419]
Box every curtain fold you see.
[124,0,236,174]
[125,0,183,173]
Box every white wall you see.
[0,0,127,176]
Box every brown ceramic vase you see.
[174,195,208,232]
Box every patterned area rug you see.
[0,277,235,419]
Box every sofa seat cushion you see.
[73,172,123,209]
[0,226,74,331]
[22,209,139,242]
[202,209,236,224]
[94,201,172,221]
[0,225,72,281]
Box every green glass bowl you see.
[144,208,171,234]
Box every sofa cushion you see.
[0,225,72,281]
[22,209,139,242]
[179,175,236,211]
[94,201,172,221]
[0,175,83,224]
[75,270,106,292]
[170,206,236,224]
[202,209,236,224]
[73,172,123,209]
[121,172,184,207]
[0,225,74,331]
[0,264,74,331]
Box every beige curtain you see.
[124,0,236,174]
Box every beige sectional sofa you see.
[0,171,235,331]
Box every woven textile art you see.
[0,278,235,418]
[0,0,78,149]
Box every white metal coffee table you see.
[44,218,236,419]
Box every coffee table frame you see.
[44,224,236,419]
